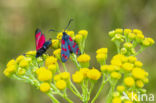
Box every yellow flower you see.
[147,37,155,45]
[72,71,84,83]
[56,80,66,90]
[100,65,109,72]
[40,82,50,92]
[133,29,143,34]
[96,54,107,64]
[53,48,61,59]
[124,100,133,103]
[122,63,134,71]
[127,91,138,101]
[3,69,10,76]
[111,59,122,67]
[77,54,90,67]
[112,54,127,63]
[124,29,132,35]
[78,30,88,39]
[136,80,144,88]
[45,56,57,67]
[19,59,29,68]
[107,65,116,72]
[51,39,60,49]
[142,38,150,46]
[48,64,57,72]
[80,68,89,77]
[57,32,63,40]
[87,68,101,80]
[124,77,135,87]
[25,51,36,56]
[124,42,133,49]
[96,48,108,54]
[75,34,82,43]
[109,30,115,37]
[117,85,125,92]
[111,72,121,79]
[134,61,143,67]
[128,33,136,40]
[16,55,25,63]
[54,74,61,81]
[115,28,123,34]
[17,68,26,75]
[60,72,70,80]
[143,77,149,83]
[5,65,17,74]
[37,67,52,81]
[66,30,74,38]
[128,56,137,63]
[132,68,146,79]
[77,54,90,63]
[112,97,122,103]
[7,59,16,67]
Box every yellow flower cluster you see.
[53,48,61,59]
[36,67,52,82]
[54,72,70,90]
[51,39,60,49]
[3,54,33,76]
[72,68,101,83]
[96,48,108,65]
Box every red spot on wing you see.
[76,48,79,55]
[62,54,68,59]
[62,48,67,51]
[73,43,76,48]
[68,45,71,50]
[69,37,73,41]
[62,40,65,45]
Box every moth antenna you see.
[64,18,73,31]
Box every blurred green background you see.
[0,0,156,103]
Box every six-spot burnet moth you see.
[35,29,52,57]
[61,19,81,62]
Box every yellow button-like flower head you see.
[111,72,121,79]
[117,85,125,92]
[87,68,101,80]
[51,39,60,49]
[136,80,144,88]
[72,71,84,83]
[37,67,52,81]
[45,56,57,67]
[40,82,50,92]
[78,30,88,39]
[60,72,70,80]
[132,68,146,79]
[56,80,66,90]
[96,48,108,54]
[112,97,122,103]
[124,77,135,87]
[122,63,134,71]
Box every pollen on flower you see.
[72,71,84,83]
[124,77,135,87]
[87,68,101,80]
[56,80,66,90]
[7,59,16,67]
[40,82,51,92]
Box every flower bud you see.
[77,54,90,68]
[56,80,66,90]
[78,30,88,39]
[40,82,50,92]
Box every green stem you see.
[115,41,120,53]
[71,54,80,69]
[69,86,82,99]
[134,46,145,56]
[91,75,108,103]
[62,63,68,72]
[70,80,82,97]
[47,92,60,103]
[106,81,117,103]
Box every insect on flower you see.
[61,19,81,62]
[35,29,52,57]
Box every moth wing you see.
[35,29,46,50]
[67,36,81,55]
[61,39,70,62]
